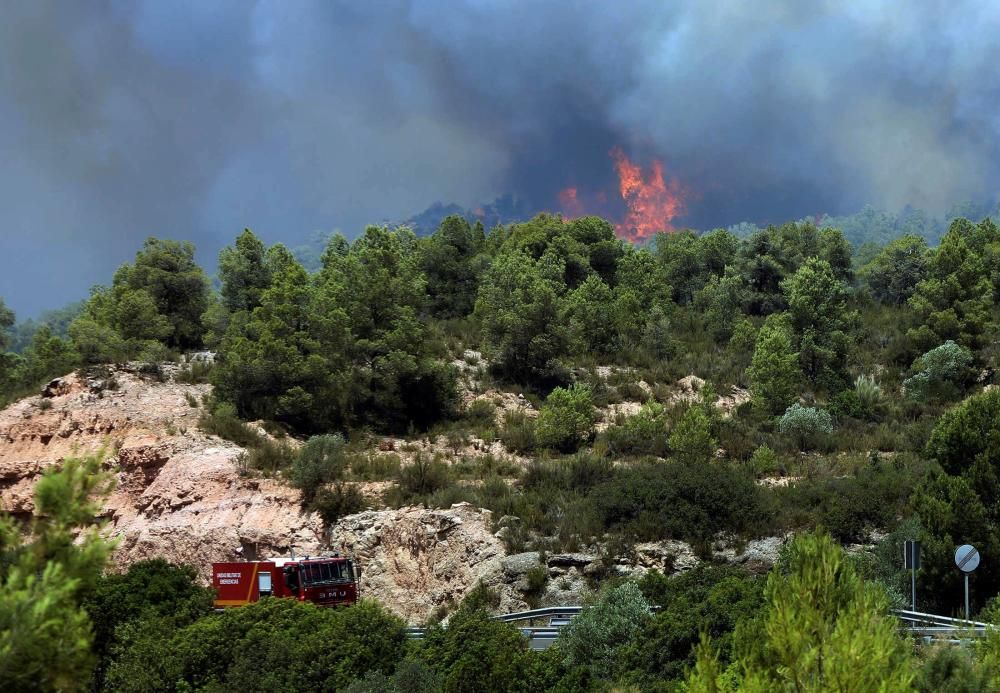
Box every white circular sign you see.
[955,544,980,573]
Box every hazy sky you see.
[2,1,1000,316]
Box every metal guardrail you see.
[892,609,994,641]
[406,607,586,650]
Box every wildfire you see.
[557,187,584,219]
[610,146,686,241]
[556,147,688,242]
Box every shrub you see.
[591,460,767,543]
[175,360,214,384]
[668,405,717,463]
[602,400,668,457]
[350,454,402,481]
[246,439,297,474]
[416,595,536,692]
[291,434,348,503]
[105,598,407,692]
[558,582,653,680]
[924,387,1000,475]
[464,399,497,428]
[499,410,536,453]
[312,484,366,524]
[626,566,764,685]
[198,402,262,448]
[903,340,974,401]
[748,445,780,476]
[396,455,452,502]
[854,374,883,411]
[535,384,596,452]
[778,403,833,450]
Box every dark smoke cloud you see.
[2,1,999,315]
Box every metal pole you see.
[965,574,970,621]
[912,568,916,611]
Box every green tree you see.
[0,298,13,352]
[686,532,914,691]
[818,227,854,282]
[475,251,570,382]
[213,259,351,431]
[860,234,929,305]
[417,598,535,693]
[420,215,487,318]
[625,566,765,686]
[121,237,210,349]
[669,404,717,463]
[746,313,800,415]
[0,453,115,691]
[106,598,407,692]
[907,221,992,351]
[218,229,273,314]
[14,325,79,387]
[557,582,653,680]
[781,258,855,386]
[564,274,617,355]
[321,225,455,431]
[739,228,789,315]
[535,384,596,452]
[84,559,213,689]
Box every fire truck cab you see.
[212,555,360,609]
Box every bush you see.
[198,402,262,448]
[535,384,596,452]
[748,445,780,476]
[924,387,1000,476]
[668,405,717,463]
[175,360,214,384]
[246,438,297,474]
[602,400,668,457]
[854,374,883,411]
[626,566,764,685]
[395,455,452,502]
[903,340,974,402]
[416,596,536,692]
[778,403,833,450]
[499,410,536,453]
[464,399,497,428]
[350,454,402,481]
[558,582,653,680]
[591,460,767,543]
[291,434,348,503]
[312,484,366,524]
[105,598,407,692]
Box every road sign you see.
[956,545,980,573]
[904,540,920,569]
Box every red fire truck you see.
[212,555,361,608]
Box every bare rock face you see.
[0,367,326,580]
[329,502,527,623]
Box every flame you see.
[610,146,686,242]
[554,148,688,242]
[557,187,584,219]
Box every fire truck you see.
[212,555,361,608]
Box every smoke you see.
[2,1,1000,314]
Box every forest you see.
[4,212,1000,690]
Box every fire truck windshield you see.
[301,561,351,585]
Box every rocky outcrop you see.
[330,503,527,622]
[0,367,327,580]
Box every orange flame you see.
[610,146,686,242]
[557,187,584,219]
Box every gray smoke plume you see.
[2,1,999,314]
